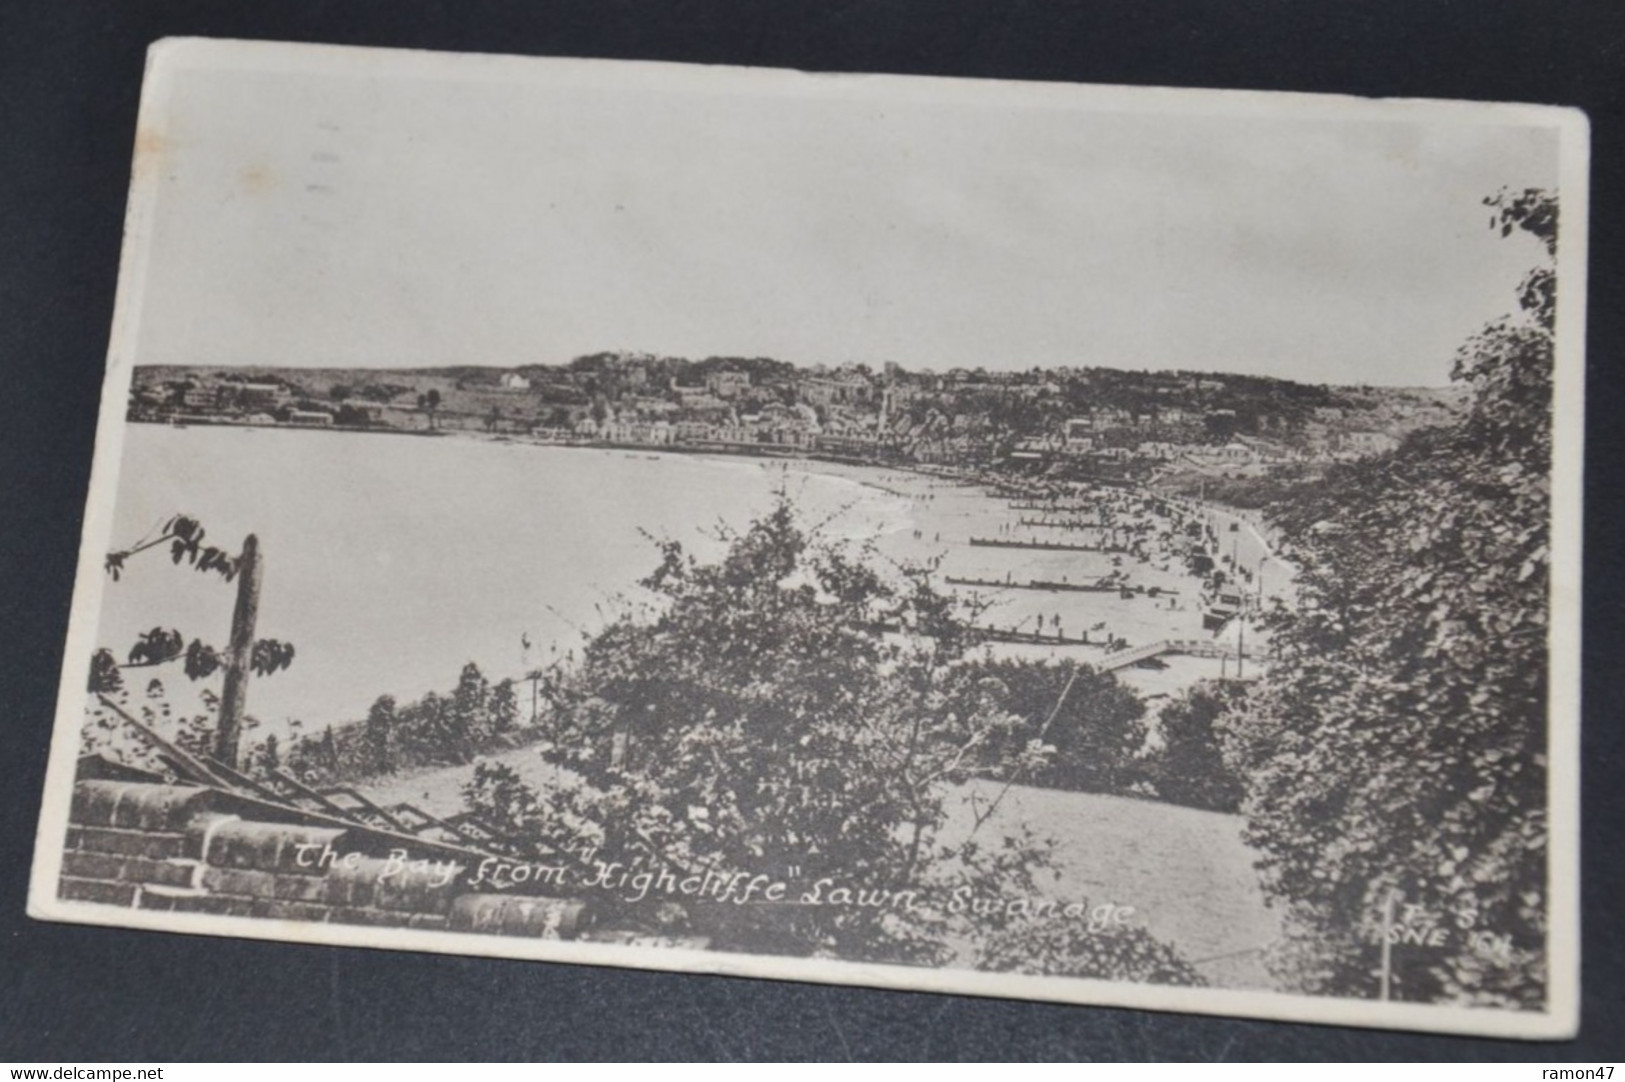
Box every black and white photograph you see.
[26,38,1587,1039]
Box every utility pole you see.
[1237,607,1246,680]
[1378,890,1397,1002]
[216,534,263,769]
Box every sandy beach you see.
[758,456,1292,703]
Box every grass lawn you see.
[361,747,1281,989]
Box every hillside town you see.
[129,353,1457,484]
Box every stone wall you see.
[57,779,602,940]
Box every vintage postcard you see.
[28,38,1587,1037]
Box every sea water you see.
[94,425,909,733]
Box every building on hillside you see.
[1236,435,1292,463]
[1341,430,1399,456]
[675,387,728,412]
[179,382,245,411]
[237,382,288,410]
[817,433,885,457]
[672,420,716,443]
[624,395,678,418]
[706,370,751,398]
[601,419,674,445]
[1011,436,1054,462]
[1063,417,1095,454]
[800,375,871,408]
[1137,440,1181,461]
[499,372,532,391]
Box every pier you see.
[1096,638,1263,672]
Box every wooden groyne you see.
[1007,501,1098,513]
[973,627,1101,647]
[1017,518,1109,531]
[969,537,1126,553]
[947,575,1120,594]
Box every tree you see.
[256,733,282,775]
[1220,189,1558,1006]
[451,661,491,753]
[468,496,1166,966]
[335,402,373,427]
[87,650,123,695]
[417,388,442,430]
[940,657,1147,795]
[490,678,520,733]
[280,662,537,786]
[88,514,294,769]
[364,694,398,774]
[1146,682,1245,813]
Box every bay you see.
[96,425,912,734]
[93,424,1273,742]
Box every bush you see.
[1145,682,1246,813]
[477,495,1068,963]
[940,657,1147,795]
[1218,190,1557,1006]
[976,917,1206,986]
[281,662,523,784]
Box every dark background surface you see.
[1,0,1621,1062]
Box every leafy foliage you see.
[91,626,294,687]
[977,917,1208,985]
[87,514,294,768]
[250,638,297,677]
[87,650,124,695]
[1220,190,1558,1006]
[462,761,548,839]
[939,657,1148,794]
[417,388,443,429]
[282,661,522,783]
[127,627,184,668]
[457,495,1199,978]
[1145,682,1247,814]
[81,681,240,770]
[510,499,1012,958]
[105,514,241,583]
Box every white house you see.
[1063,417,1095,454]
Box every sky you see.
[127,42,1567,386]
